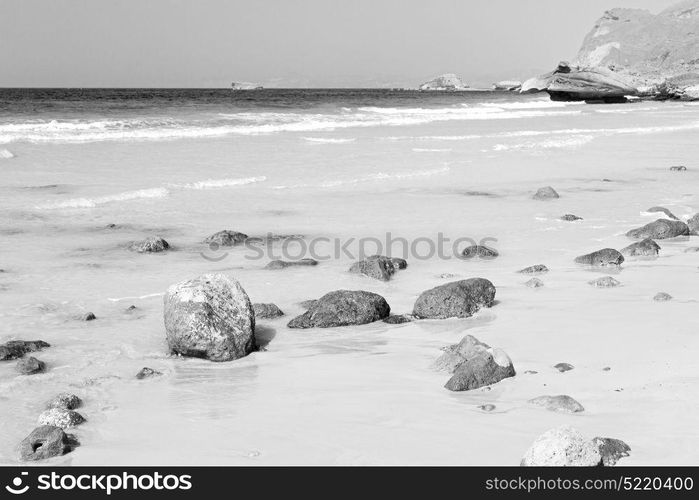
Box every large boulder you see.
[0,340,50,361]
[163,274,256,361]
[626,219,689,239]
[413,278,496,319]
[432,335,492,373]
[443,345,515,391]
[574,248,624,266]
[621,238,660,257]
[521,426,602,466]
[349,255,397,281]
[18,426,79,461]
[287,290,390,328]
[204,230,248,246]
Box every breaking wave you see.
[273,166,450,189]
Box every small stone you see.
[561,214,583,221]
[349,255,397,281]
[38,408,86,428]
[18,426,79,461]
[479,404,496,412]
[204,230,248,246]
[554,362,574,372]
[265,258,318,270]
[461,245,499,259]
[46,393,82,411]
[518,264,549,274]
[589,276,621,288]
[16,356,45,375]
[136,367,163,379]
[621,238,660,257]
[669,165,686,171]
[382,314,413,324]
[525,278,544,288]
[528,395,585,413]
[533,186,560,200]
[524,370,538,374]
[126,305,138,312]
[81,312,97,321]
[653,292,672,301]
[253,303,285,319]
[602,367,611,372]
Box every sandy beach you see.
[1,90,698,465]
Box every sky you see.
[0,0,676,88]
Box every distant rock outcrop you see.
[419,74,469,91]
[492,80,522,91]
[231,82,263,90]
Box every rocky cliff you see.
[419,74,469,91]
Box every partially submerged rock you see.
[687,213,699,234]
[46,393,82,411]
[561,214,583,221]
[383,314,413,324]
[433,334,493,373]
[265,258,318,270]
[444,346,515,392]
[0,340,50,361]
[518,264,549,274]
[592,437,631,466]
[589,276,621,287]
[670,165,687,171]
[38,408,86,428]
[554,362,574,372]
[253,303,285,319]
[574,248,624,266]
[525,278,544,288]
[461,245,499,259]
[204,230,248,246]
[16,356,46,375]
[349,255,398,281]
[653,292,673,301]
[163,273,256,361]
[18,425,79,461]
[621,238,660,257]
[521,426,602,466]
[287,290,390,328]
[130,236,169,253]
[626,219,689,239]
[533,186,559,200]
[136,367,163,379]
[647,206,678,220]
[413,278,496,319]
[528,395,585,413]
[80,312,97,321]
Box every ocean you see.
[1,88,698,465]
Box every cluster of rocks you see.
[1,340,50,375]
[18,393,85,461]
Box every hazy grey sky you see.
[0,0,674,87]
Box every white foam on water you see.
[303,137,356,144]
[107,293,165,302]
[412,148,453,152]
[493,135,595,151]
[0,149,14,159]
[273,166,450,189]
[172,176,267,190]
[36,187,170,209]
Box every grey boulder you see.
[130,236,170,253]
[46,393,82,411]
[589,276,621,288]
[287,290,390,328]
[533,186,560,200]
[163,273,256,361]
[413,278,496,319]
[518,264,549,274]
[528,395,585,413]
[574,248,624,266]
[0,340,50,361]
[18,425,79,461]
[593,437,631,466]
[349,255,398,281]
[687,213,699,234]
[461,245,499,259]
[626,219,689,239]
[136,367,163,379]
[653,292,673,301]
[621,238,660,257]
[16,356,45,375]
[253,303,285,319]
[38,408,86,428]
[521,426,602,466]
[561,214,583,221]
[204,230,248,246]
[444,346,515,392]
[265,258,318,270]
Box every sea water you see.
[0,89,698,464]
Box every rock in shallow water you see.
[528,395,585,413]
[204,230,248,246]
[592,437,631,466]
[561,214,583,221]
[16,356,45,375]
[574,248,624,266]
[621,238,660,257]
[444,346,515,392]
[253,303,284,319]
[687,213,699,234]
[525,278,544,288]
[653,292,673,301]
[349,255,397,281]
[130,236,170,253]
[518,264,549,274]
[136,367,163,379]
[520,426,602,466]
[38,408,86,428]
[433,335,491,373]
[265,258,318,270]
[413,278,496,319]
[46,393,82,411]
[589,276,621,288]
[0,340,50,361]
[554,362,574,372]
[163,273,256,362]
[382,314,413,324]
[287,290,390,328]
[461,245,499,259]
[626,219,689,239]
[18,425,79,461]
[533,186,559,200]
